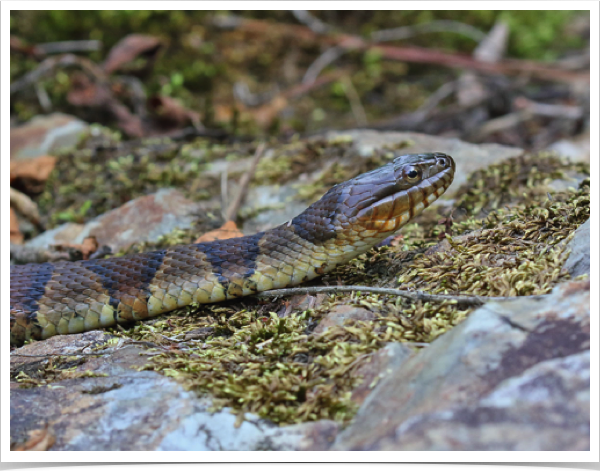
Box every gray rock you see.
[333,279,590,451]
[10,332,338,451]
[390,351,589,451]
[350,343,416,406]
[313,304,377,334]
[562,219,590,278]
[24,223,84,249]
[323,129,524,189]
[241,184,308,234]
[10,113,89,160]
[73,188,200,253]
[547,132,590,163]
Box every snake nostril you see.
[437,157,448,168]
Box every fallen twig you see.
[372,80,456,130]
[302,45,347,85]
[371,20,486,43]
[291,10,335,34]
[513,96,584,120]
[340,76,367,126]
[256,285,547,307]
[214,17,589,84]
[10,187,42,228]
[10,53,108,95]
[225,143,266,222]
[34,40,102,56]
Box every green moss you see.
[104,151,590,426]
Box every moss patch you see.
[103,151,590,426]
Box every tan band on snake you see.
[10,152,455,346]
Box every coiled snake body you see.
[10,153,455,346]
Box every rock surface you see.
[562,219,590,278]
[10,113,89,160]
[332,280,590,451]
[324,130,524,189]
[24,223,85,250]
[73,188,201,253]
[10,332,337,451]
[547,131,590,163]
[313,304,377,335]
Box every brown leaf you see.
[67,73,111,107]
[103,34,163,74]
[53,236,100,261]
[10,208,24,244]
[67,74,144,137]
[10,35,37,56]
[12,425,55,451]
[10,187,42,226]
[148,95,202,128]
[195,220,244,243]
[10,155,57,193]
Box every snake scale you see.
[10,152,455,347]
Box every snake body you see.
[10,153,455,346]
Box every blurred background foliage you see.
[10,10,587,136]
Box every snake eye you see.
[403,166,422,182]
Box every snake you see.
[10,152,455,347]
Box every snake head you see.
[335,152,455,236]
[288,152,454,246]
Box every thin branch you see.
[220,168,229,222]
[302,45,347,85]
[514,97,584,120]
[291,10,335,34]
[256,285,547,307]
[214,17,589,84]
[340,76,367,126]
[34,40,102,55]
[10,53,108,95]
[371,20,486,43]
[10,187,42,227]
[35,82,52,112]
[225,144,266,222]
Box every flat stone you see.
[313,304,377,335]
[73,188,200,253]
[390,351,590,451]
[333,279,590,450]
[562,219,590,278]
[10,331,338,451]
[547,131,590,163]
[241,184,308,234]
[24,223,84,250]
[351,343,415,406]
[11,113,89,160]
[323,129,524,190]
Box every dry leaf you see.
[195,220,244,243]
[148,95,202,129]
[53,236,100,261]
[10,187,41,226]
[12,425,55,451]
[67,74,144,138]
[10,155,57,193]
[10,208,23,244]
[67,73,112,107]
[103,34,163,74]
